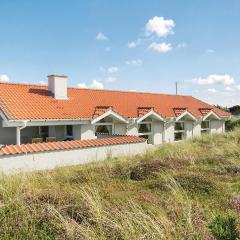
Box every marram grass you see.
[0,130,239,239]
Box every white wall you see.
[211,120,224,134]
[164,121,175,143]
[126,120,138,136]
[185,121,193,139]
[81,124,97,140]
[0,142,148,174]
[114,123,126,135]
[73,125,81,140]
[152,122,163,144]
[193,121,201,138]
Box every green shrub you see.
[225,119,240,131]
[209,213,239,240]
[174,173,216,195]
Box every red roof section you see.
[0,136,146,156]
[0,83,230,120]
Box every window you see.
[138,123,153,144]
[95,125,112,135]
[94,117,113,137]
[174,122,185,141]
[66,125,73,137]
[201,121,210,134]
[39,126,49,139]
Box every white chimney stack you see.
[48,75,68,99]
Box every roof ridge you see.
[0,82,191,97]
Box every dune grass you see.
[0,130,239,239]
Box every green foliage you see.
[225,118,240,131]
[209,213,239,240]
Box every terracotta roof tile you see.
[0,136,146,156]
[0,83,230,120]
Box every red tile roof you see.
[173,108,188,117]
[137,107,154,117]
[0,83,230,120]
[92,106,112,119]
[0,136,146,156]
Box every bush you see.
[225,119,240,131]
[209,213,239,240]
[174,173,216,195]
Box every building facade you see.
[0,75,230,146]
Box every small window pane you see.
[174,132,184,141]
[95,125,112,134]
[138,123,151,133]
[67,125,73,136]
[175,122,184,131]
[201,121,210,129]
[40,126,49,139]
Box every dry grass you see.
[0,130,239,239]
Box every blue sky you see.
[0,0,240,106]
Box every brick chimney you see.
[48,75,68,99]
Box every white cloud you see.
[0,74,10,83]
[125,59,143,66]
[145,16,175,38]
[236,85,240,90]
[78,80,104,89]
[207,88,217,93]
[193,74,235,85]
[127,38,142,49]
[105,77,117,83]
[96,32,109,41]
[148,42,172,53]
[107,66,119,73]
[77,83,88,88]
[226,86,235,91]
[39,80,47,85]
[128,41,137,48]
[177,42,187,49]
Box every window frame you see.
[174,121,185,141]
[94,122,114,136]
[137,121,153,144]
[201,120,211,134]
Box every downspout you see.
[16,121,28,145]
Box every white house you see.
[0,75,230,146]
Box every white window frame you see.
[201,120,211,134]
[174,121,185,141]
[137,121,153,144]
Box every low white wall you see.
[0,142,147,174]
